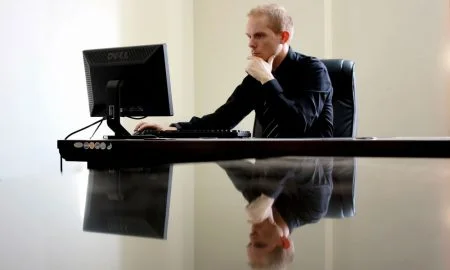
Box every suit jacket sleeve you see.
[217,159,294,203]
[170,76,257,130]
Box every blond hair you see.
[247,3,294,39]
[249,239,295,270]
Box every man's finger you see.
[138,123,154,131]
[268,55,275,65]
[135,122,145,130]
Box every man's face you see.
[246,15,282,61]
[247,219,282,263]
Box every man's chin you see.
[252,53,266,59]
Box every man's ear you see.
[280,236,291,249]
[280,31,290,44]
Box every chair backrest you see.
[320,59,357,137]
[321,59,357,218]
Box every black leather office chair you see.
[321,59,357,218]
[321,59,357,137]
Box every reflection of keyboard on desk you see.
[107,129,252,139]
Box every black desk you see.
[0,137,444,269]
[58,137,450,167]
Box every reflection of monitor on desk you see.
[83,165,173,239]
[83,43,173,137]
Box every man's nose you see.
[248,38,256,48]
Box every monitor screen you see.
[83,43,173,118]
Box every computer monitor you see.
[82,43,173,136]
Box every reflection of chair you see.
[326,158,356,218]
[321,59,357,218]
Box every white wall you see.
[0,0,121,178]
[0,0,195,269]
[332,0,450,136]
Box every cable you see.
[65,118,105,140]
[90,118,104,139]
[61,117,105,173]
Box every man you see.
[135,3,333,138]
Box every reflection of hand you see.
[245,55,275,84]
[246,194,275,224]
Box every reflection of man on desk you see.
[135,3,333,138]
[218,157,333,269]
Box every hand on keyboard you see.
[132,129,252,138]
[134,121,177,132]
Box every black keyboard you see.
[107,129,252,139]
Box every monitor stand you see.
[106,80,131,138]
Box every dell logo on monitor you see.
[107,51,129,61]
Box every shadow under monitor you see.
[83,164,173,239]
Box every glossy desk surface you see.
[1,138,450,269]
